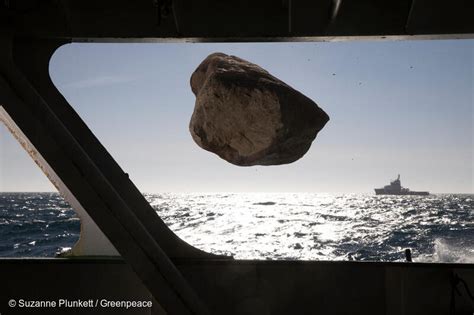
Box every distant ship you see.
[374,175,429,195]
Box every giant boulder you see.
[189,52,329,166]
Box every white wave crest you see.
[424,239,474,263]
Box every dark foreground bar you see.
[1,258,473,315]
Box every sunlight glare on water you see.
[147,193,474,262]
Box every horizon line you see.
[1,191,473,195]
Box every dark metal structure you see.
[1,0,473,40]
[0,1,473,314]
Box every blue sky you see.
[1,40,472,193]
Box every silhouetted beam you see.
[0,0,473,41]
[0,37,211,315]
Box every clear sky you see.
[1,40,473,193]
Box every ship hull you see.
[374,189,429,196]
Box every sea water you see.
[1,192,473,263]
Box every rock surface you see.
[189,52,329,166]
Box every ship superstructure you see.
[375,175,429,195]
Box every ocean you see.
[1,192,473,263]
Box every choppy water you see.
[1,192,473,263]
[0,193,79,257]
